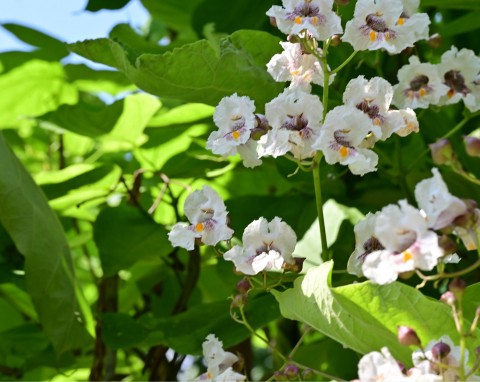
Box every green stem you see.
[454,168,480,186]
[313,153,329,262]
[416,258,480,286]
[330,50,358,75]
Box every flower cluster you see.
[356,335,479,382]
[393,46,480,111]
[195,334,245,381]
[348,168,470,284]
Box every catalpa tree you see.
[1,0,480,381]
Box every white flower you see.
[393,56,450,109]
[391,108,419,137]
[398,0,430,42]
[313,105,379,176]
[412,336,466,382]
[414,168,467,230]
[361,200,444,284]
[343,76,405,141]
[266,0,342,41]
[357,347,406,382]
[168,186,234,250]
[196,334,245,382]
[267,41,334,91]
[347,212,384,277]
[259,88,323,160]
[343,0,429,54]
[437,46,480,112]
[206,94,262,168]
[224,217,296,275]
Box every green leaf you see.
[272,261,469,365]
[68,30,283,106]
[86,0,130,11]
[142,293,280,354]
[0,60,78,128]
[438,11,480,36]
[102,313,149,348]
[421,0,480,9]
[1,23,69,58]
[93,205,171,276]
[0,134,91,354]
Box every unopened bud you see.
[449,278,467,296]
[453,200,479,229]
[283,257,306,273]
[464,135,480,157]
[236,278,251,294]
[287,34,301,44]
[438,235,457,255]
[429,139,456,166]
[397,326,422,347]
[330,34,341,47]
[428,33,442,49]
[269,16,277,28]
[273,371,288,381]
[283,365,299,379]
[302,369,315,380]
[431,342,451,360]
[440,291,456,305]
[231,294,247,309]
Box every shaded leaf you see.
[102,313,149,348]
[0,134,91,354]
[86,0,130,11]
[94,205,171,276]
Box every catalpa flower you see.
[437,46,480,112]
[312,105,379,176]
[414,168,467,230]
[267,41,334,91]
[389,108,419,137]
[206,93,262,168]
[224,217,296,275]
[259,88,323,160]
[196,334,245,381]
[343,76,404,141]
[343,0,430,54]
[168,186,233,250]
[360,200,444,284]
[357,347,407,382]
[393,56,450,109]
[266,0,342,41]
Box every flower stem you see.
[313,153,329,262]
[330,50,358,75]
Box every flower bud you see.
[287,34,301,44]
[438,235,457,255]
[449,278,467,297]
[397,326,422,347]
[431,341,451,360]
[283,257,306,273]
[453,200,479,229]
[236,278,251,294]
[429,139,456,166]
[440,291,456,306]
[302,369,315,380]
[231,294,247,309]
[428,33,442,49]
[269,16,277,28]
[464,135,480,157]
[283,365,299,380]
[273,371,288,381]
[329,34,341,47]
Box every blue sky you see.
[0,0,149,55]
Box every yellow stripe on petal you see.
[312,16,318,25]
[369,31,377,41]
[340,146,349,158]
[295,16,302,24]
[419,88,426,97]
[397,18,405,25]
[232,130,240,140]
[195,223,204,232]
